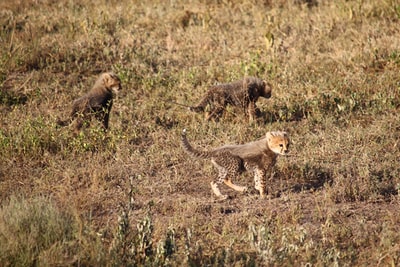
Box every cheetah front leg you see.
[254,168,267,198]
[247,102,257,121]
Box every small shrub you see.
[0,196,76,266]
[109,175,177,266]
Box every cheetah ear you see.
[109,72,118,80]
[266,132,273,141]
[103,73,111,84]
[242,76,250,88]
[263,80,271,89]
[266,131,286,140]
[263,80,269,87]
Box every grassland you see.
[1,0,400,266]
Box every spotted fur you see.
[181,129,290,199]
[189,76,272,121]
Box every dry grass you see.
[1,0,400,265]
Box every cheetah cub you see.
[189,76,272,121]
[57,72,122,134]
[181,129,290,200]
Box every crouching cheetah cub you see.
[181,129,290,200]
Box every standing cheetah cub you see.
[181,129,290,199]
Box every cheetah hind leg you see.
[222,156,248,193]
[210,181,228,200]
[206,106,224,121]
[210,156,247,200]
[223,179,248,193]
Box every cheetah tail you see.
[181,129,212,159]
[188,105,204,112]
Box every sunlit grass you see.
[0,0,400,265]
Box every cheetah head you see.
[102,72,122,94]
[266,131,290,155]
[262,80,272,98]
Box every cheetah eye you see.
[279,144,283,147]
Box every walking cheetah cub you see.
[181,129,290,199]
[189,76,272,121]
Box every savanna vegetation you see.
[1,0,400,266]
